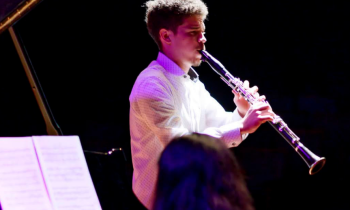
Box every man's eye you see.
[188,31,205,36]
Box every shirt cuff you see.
[219,122,244,147]
[232,108,243,121]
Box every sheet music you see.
[32,135,101,210]
[0,137,54,210]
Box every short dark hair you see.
[144,0,208,50]
[153,133,255,210]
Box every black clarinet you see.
[199,50,326,175]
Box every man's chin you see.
[192,59,202,67]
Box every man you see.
[129,0,275,209]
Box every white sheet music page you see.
[32,135,102,210]
[0,137,54,210]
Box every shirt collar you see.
[156,51,198,82]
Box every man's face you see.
[170,15,206,68]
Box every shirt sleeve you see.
[131,75,190,146]
[199,83,249,147]
[131,72,248,148]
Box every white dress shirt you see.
[129,52,248,209]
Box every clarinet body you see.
[199,50,326,175]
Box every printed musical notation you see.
[0,136,102,210]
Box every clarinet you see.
[199,50,326,175]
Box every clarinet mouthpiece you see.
[199,50,209,62]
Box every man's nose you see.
[199,33,207,43]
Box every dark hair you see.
[144,0,208,50]
[153,133,255,210]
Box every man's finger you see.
[258,115,275,122]
[243,80,250,89]
[250,85,258,93]
[232,89,239,95]
[252,102,271,111]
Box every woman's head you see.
[153,133,255,210]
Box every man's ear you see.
[159,28,172,45]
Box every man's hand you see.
[239,101,275,135]
[233,80,266,117]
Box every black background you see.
[0,0,349,209]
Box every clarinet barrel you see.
[199,50,326,175]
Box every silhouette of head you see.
[153,133,255,210]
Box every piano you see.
[0,1,137,209]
